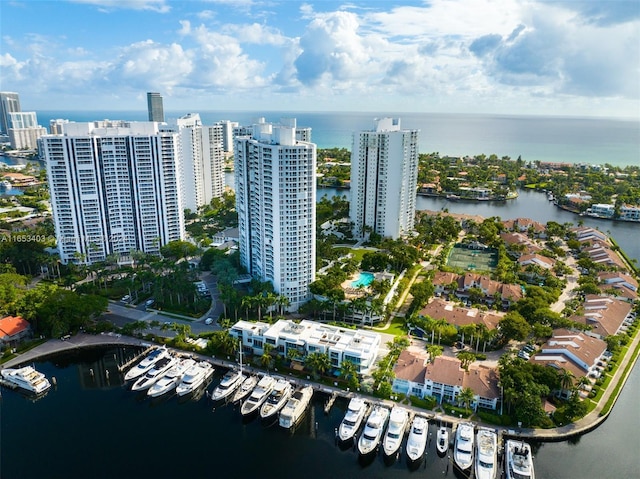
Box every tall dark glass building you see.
[146,92,164,122]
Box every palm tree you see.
[457,351,476,371]
[241,296,253,321]
[435,318,449,345]
[426,344,443,363]
[458,386,476,414]
[339,360,360,389]
[305,351,331,380]
[260,343,274,370]
[559,368,575,393]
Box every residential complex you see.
[41,120,185,264]
[146,92,165,122]
[234,118,316,311]
[231,319,382,374]
[0,91,20,135]
[349,117,419,240]
[176,113,225,211]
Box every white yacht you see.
[240,375,276,416]
[436,426,449,455]
[475,428,498,479]
[232,374,258,403]
[1,366,51,395]
[124,347,171,381]
[454,422,475,473]
[505,440,535,479]
[383,406,409,457]
[405,416,428,463]
[176,361,214,397]
[357,406,390,456]
[260,378,292,420]
[278,385,314,429]
[338,397,368,443]
[131,355,177,392]
[147,358,195,398]
[211,369,245,402]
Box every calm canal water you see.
[1,346,638,479]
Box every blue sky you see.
[1,0,638,118]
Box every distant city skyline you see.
[0,1,638,119]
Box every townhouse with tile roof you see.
[530,329,607,398]
[0,315,31,349]
[432,271,524,309]
[392,350,500,411]
[570,295,634,339]
[597,272,638,301]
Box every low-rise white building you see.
[230,319,381,373]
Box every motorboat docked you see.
[240,375,276,416]
[405,415,428,463]
[211,369,245,402]
[147,358,195,398]
[175,361,214,397]
[260,378,293,420]
[1,366,51,394]
[475,427,498,479]
[131,355,178,391]
[505,440,535,479]
[124,347,171,381]
[338,397,368,443]
[357,406,390,456]
[383,406,409,457]
[232,374,258,403]
[278,385,314,429]
[454,422,475,472]
[436,426,449,455]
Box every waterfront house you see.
[530,329,607,398]
[569,295,633,339]
[0,315,31,349]
[585,203,615,219]
[597,272,638,301]
[572,226,607,243]
[230,319,381,374]
[619,204,640,222]
[581,241,627,270]
[392,352,500,411]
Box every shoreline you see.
[4,328,639,443]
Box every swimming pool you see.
[351,272,375,288]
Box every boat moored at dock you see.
[1,366,51,395]
[405,415,428,463]
[147,358,195,398]
[505,439,535,479]
[232,374,258,403]
[436,426,449,455]
[240,375,276,417]
[260,378,292,420]
[211,369,245,402]
[131,355,178,392]
[475,427,498,479]
[454,422,475,473]
[357,406,389,456]
[338,397,368,443]
[382,406,409,457]
[124,347,171,381]
[175,361,214,397]
[278,385,314,429]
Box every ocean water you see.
[36,110,640,167]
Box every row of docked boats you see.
[123,346,214,398]
[453,421,535,479]
[338,399,433,464]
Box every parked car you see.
[121,295,131,303]
[145,298,155,307]
[204,317,214,325]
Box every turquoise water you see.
[351,272,374,288]
[36,110,640,167]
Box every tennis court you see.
[446,244,498,272]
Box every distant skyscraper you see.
[235,118,316,311]
[0,92,21,135]
[177,113,225,211]
[41,120,185,264]
[147,92,164,122]
[215,120,239,153]
[349,118,419,240]
[7,111,46,149]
